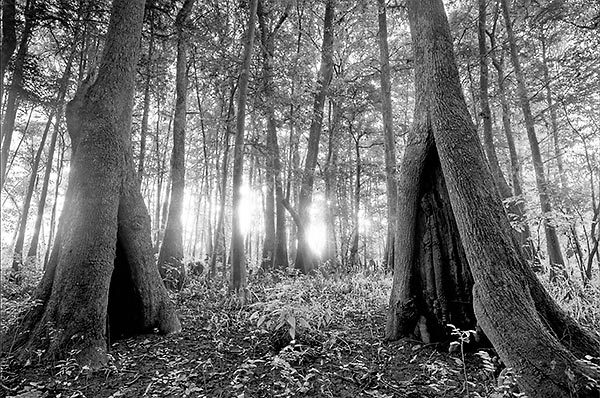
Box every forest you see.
[0,0,599,397]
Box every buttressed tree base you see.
[2,0,180,368]
[386,0,600,396]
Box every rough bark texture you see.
[500,0,565,275]
[2,0,180,368]
[158,0,196,290]
[387,0,600,396]
[294,0,335,273]
[377,0,398,272]
[231,0,258,297]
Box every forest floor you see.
[2,267,597,398]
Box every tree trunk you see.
[500,0,565,278]
[477,0,511,198]
[1,0,36,188]
[210,83,235,276]
[295,0,335,273]
[158,0,196,291]
[258,1,289,271]
[27,55,75,260]
[2,0,180,368]
[487,34,536,263]
[0,0,17,110]
[11,113,54,276]
[387,0,600,396]
[230,0,258,298]
[137,11,155,178]
[377,0,398,272]
[540,31,567,194]
[43,138,65,268]
[348,129,361,268]
[324,100,341,266]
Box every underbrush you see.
[543,274,600,331]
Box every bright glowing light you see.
[237,184,261,235]
[358,209,371,233]
[305,195,328,256]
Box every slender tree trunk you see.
[11,113,54,275]
[500,0,565,278]
[153,97,163,245]
[138,12,155,178]
[488,38,535,263]
[210,83,235,276]
[43,138,65,269]
[540,31,567,194]
[158,0,196,291]
[1,0,36,188]
[258,1,289,270]
[387,1,600,396]
[295,0,335,273]
[377,0,398,272]
[0,0,17,113]
[324,100,341,266]
[27,55,75,259]
[231,0,258,298]
[348,130,361,268]
[3,0,180,367]
[478,0,511,198]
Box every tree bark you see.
[294,0,335,273]
[231,0,258,298]
[387,0,600,396]
[377,0,398,272]
[158,0,196,290]
[500,0,565,277]
[2,0,180,368]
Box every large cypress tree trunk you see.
[158,0,196,290]
[377,0,398,272]
[387,0,600,396]
[294,0,335,273]
[231,0,258,298]
[500,0,565,277]
[2,0,180,368]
